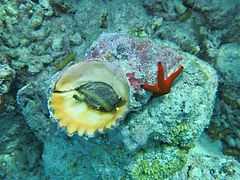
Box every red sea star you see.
[141,62,184,96]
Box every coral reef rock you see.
[17,33,218,179]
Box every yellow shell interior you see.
[49,61,129,136]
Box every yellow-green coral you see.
[170,122,189,145]
[131,148,187,180]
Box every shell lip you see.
[48,97,128,138]
[47,93,129,137]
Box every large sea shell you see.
[48,61,130,136]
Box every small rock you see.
[0,64,15,95]
[41,54,54,64]
[31,11,44,29]
[1,32,20,48]
[39,0,54,16]
[175,2,187,15]
[5,4,18,16]
[216,43,240,86]
[51,35,64,51]
[28,57,44,74]
[30,27,50,41]
[39,0,51,9]
[69,33,82,46]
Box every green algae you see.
[53,52,76,70]
[178,8,192,22]
[129,26,148,38]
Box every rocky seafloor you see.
[0,0,240,179]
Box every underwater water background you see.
[0,0,240,179]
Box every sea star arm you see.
[166,65,184,86]
[141,83,159,94]
[157,62,165,87]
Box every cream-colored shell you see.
[48,61,130,136]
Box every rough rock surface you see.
[208,43,240,159]
[185,0,240,43]
[143,0,187,20]
[216,43,240,86]
[17,34,218,179]
[173,145,240,180]
[0,112,43,179]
